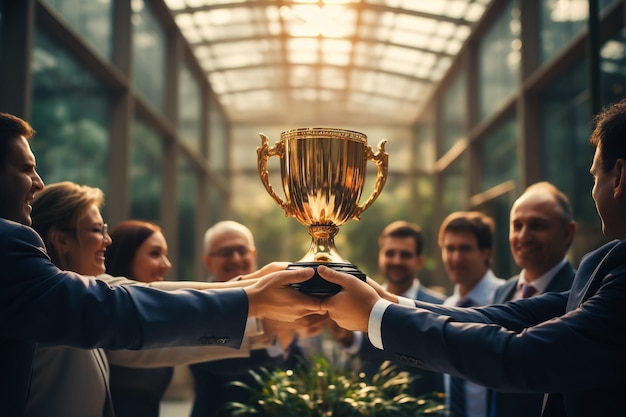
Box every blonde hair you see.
[31,181,104,267]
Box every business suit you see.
[488,262,575,417]
[0,219,248,416]
[375,239,626,417]
[358,284,445,397]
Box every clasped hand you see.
[244,265,392,334]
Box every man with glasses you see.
[189,221,305,417]
[202,220,257,283]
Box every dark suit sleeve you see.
[412,292,568,331]
[0,222,247,350]
[380,268,626,393]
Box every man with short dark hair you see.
[438,211,505,417]
[0,112,321,415]
[329,220,445,397]
[320,98,626,417]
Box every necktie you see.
[522,284,537,298]
[449,298,474,417]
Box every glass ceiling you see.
[165,0,493,126]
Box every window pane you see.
[130,120,163,221]
[209,98,228,170]
[441,71,466,156]
[541,61,597,224]
[600,28,626,106]
[178,64,202,153]
[480,118,519,191]
[132,0,166,112]
[442,158,466,214]
[42,0,112,60]
[478,0,520,120]
[539,0,588,64]
[177,155,197,281]
[31,28,111,192]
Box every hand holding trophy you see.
[257,127,388,296]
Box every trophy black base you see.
[287,262,366,297]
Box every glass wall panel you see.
[478,0,520,120]
[441,71,466,156]
[539,0,587,64]
[208,98,228,171]
[178,64,202,153]
[31,28,111,192]
[130,120,163,222]
[442,157,466,215]
[177,154,197,281]
[415,111,436,172]
[132,0,166,112]
[600,28,626,106]
[541,61,597,222]
[480,117,518,191]
[42,0,112,60]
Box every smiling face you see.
[130,231,172,283]
[0,136,45,225]
[61,204,111,276]
[441,229,490,292]
[203,231,257,282]
[378,236,424,293]
[509,189,575,280]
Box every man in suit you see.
[328,220,446,397]
[488,182,577,417]
[438,211,505,417]
[190,221,314,417]
[319,97,626,417]
[0,112,322,416]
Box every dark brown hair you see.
[105,220,162,279]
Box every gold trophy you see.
[257,127,388,295]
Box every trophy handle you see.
[257,133,290,212]
[353,139,388,219]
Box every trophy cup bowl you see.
[257,127,388,296]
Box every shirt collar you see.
[382,279,420,299]
[450,269,503,306]
[518,258,568,295]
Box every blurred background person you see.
[488,182,577,417]
[104,220,175,417]
[189,220,316,417]
[26,182,283,417]
[438,211,505,417]
[328,220,445,397]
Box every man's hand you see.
[244,268,321,322]
[365,277,399,303]
[318,265,381,332]
[240,261,290,280]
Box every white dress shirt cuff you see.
[397,296,415,307]
[368,299,392,350]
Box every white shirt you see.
[345,279,421,355]
[513,258,568,300]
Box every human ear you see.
[613,158,626,198]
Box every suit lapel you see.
[566,240,621,311]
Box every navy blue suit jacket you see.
[0,219,248,416]
[378,240,625,417]
[359,284,445,397]
[488,262,575,417]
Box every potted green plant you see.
[222,355,445,417]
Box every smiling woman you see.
[25,181,279,417]
[104,220,175,417]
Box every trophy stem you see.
[297,225,349,263]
